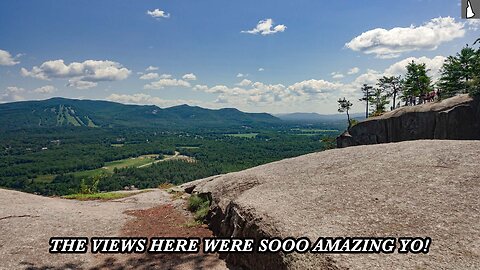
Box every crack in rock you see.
[0,215,40,221]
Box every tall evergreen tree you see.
[359,84,373,118]
[470,41,480,97]
[369,87,390,116]
[402,61,432,105]
[438,46,479,98]
[377,75,403,110]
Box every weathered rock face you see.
[182,140,480,270]
[337,95,480,148]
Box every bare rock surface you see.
[0,189,228,270]
[183,140,480,269]
[337,95,480,148]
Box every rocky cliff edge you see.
[182,140,480,269]
[337,94,480,148]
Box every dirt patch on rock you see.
[122,204,211,238]
[88,204,228,270]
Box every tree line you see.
[338,42,480,127]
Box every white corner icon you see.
[467,0,476,18]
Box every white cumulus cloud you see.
[33,85,57,94]
[0,49,20,66]
[331,72,345,79]
[159,74,172,79]
[139,73,159,80]
[182,73,197,81]
[193,78,343,108]
[144,78,191,89]
[346,17,465,59]
[288,79,344,94]
[67,79,98,90]
[1,86,25,102]
[204,85,232,94]
[237,79,252,87]
[193,85,209,91]
[146,66,159,71]
[147,9,170,19]
[21,59,131,89]
[242,19,286,35]
[384,55,446,80]
[350,69,382,89]
[347,55,447,95]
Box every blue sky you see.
[1,0,478,113]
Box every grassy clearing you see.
[35,154,160,182]
[71,168,110,179]
[102,156,158,172]
[62,191,146,201]
[177,146,200,149]
[72,155,159,177]
[224,133,258,138]
[33,174,56,183]
[111,144,124,147]
[291,128,339,133]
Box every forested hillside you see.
[0,98,281,131]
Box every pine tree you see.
[337,97,353,129]
[438,55,462,99]
[402,61,432,105]
[438,46,479,98]
[359,84,373,118]
[369,88,390,116]
[469,42,480,97]
[377,76,402,110]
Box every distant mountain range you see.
[0,98,368,131]
[0,98,281,131]
[275,112,365,123]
